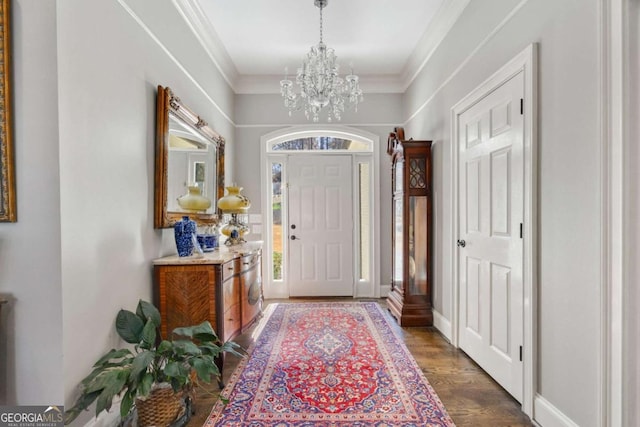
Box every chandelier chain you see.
[319,4,323,44]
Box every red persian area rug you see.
[205,302,455,426]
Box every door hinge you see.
[519,345,523,362]
[519,223,523,239]
[520,98,524,115]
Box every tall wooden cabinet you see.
[387,128,433,326]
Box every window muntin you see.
[271,136,370,152]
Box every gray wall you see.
[0,0,63,404]
[403,0,600,425]
[0,0,235,416]
[626,1,639,425]
[57,0,235,420]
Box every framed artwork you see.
[0,0,14,222]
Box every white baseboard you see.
[432,309,452,341]
[533,394,579,427]
[83,402,121,427]
[379,284,391,297]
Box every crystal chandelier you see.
[280,0,363,123]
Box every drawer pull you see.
[228,266,234,270]
[243,262,250,265]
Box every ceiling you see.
[175,0,470,93]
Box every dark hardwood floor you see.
[188,299,533,426]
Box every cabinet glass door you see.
[408,196,428,296]
[394,160,404,192]
[393,197,403,284]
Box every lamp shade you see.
[177,185,211,212]
[217,186,251,214]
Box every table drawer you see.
[222,303,241,342]
[222,275,240,308]
[239,253,261,272]
[222,260,237,282]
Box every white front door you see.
[288,155,354,297]
[458,71,524,402]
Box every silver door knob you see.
[457,240,466,248]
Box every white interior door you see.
[288,155,354,297]
[458,71,524,401]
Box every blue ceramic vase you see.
[174,216,196,257]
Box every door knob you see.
[291,235,299,240]
[457,239,466,248]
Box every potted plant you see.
[64,300,243,426]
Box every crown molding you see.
[117,0,235,126]
[400,0,471,91]
[234,74,404,95]
[172,0,239,89]
[175,0,470,95]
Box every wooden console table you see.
[153,242,263,344]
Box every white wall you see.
[0,0,63,405]
[403,0,601,425]
[56,0,233,420]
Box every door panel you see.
[458,71,524,402]
[288,155,353,297]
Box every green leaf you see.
[140,319,156,350]
[157,340,172,354]
[84,369,124,394]
[130,350,154,381]
[170,377,182,392]
[94,369,128,417]
[80,360,135,391]
[139,372,154,397]
[136,300,161,328]
[115,309,144,344]
[163,361,181,377]
[81,366,110,388]
[93,348,133,367]
[120,390,134,418]
[171,340,201,356]
[163,361,190,380]
[221,341,247,358]
[64,390,101,425]
[191,357,219,382]
[172,321,217,341]
[198,343,221,356]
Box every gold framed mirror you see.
[154,86,225,229]
[0,0,15,222]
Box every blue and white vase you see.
[174,215,196,257]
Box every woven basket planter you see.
[136,383,184,427]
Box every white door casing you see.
[451,45,537,416]
[457,71,524,402]
[288,154,354,297]
[260,126,380,301]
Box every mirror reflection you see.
[154,86,225,229]
[167,114,217,214]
